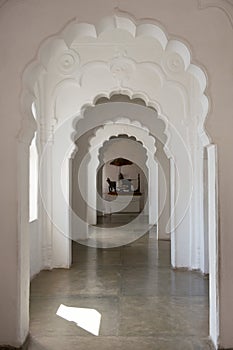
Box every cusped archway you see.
[19,14,216,345]
[86,120,158,227]
[20,13,210,267]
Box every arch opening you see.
[18,14,217,347]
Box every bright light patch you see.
[56,304,101,336]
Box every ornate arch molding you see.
[73,91,168,141]
[90,121,155,150]
[71,100,169,162]
[19,14,211,257]
[20,14,210,150]
[98,135,149,171]
[88,119,157,170]
[85,121,158,226]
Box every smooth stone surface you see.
[121,267,208,296]
[30,296,119,337]
[118,296,208,337]
[28,215,213,349]
[27,336,214,350]
[30,268,121,297]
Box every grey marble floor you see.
[28,216,213,349]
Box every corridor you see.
[28,218,213,349]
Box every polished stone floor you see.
[28,215,213,349]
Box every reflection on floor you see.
[96,213,142,227]
[28,215,213,350]
[86,213,150,248]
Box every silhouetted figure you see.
[106,178,117,193]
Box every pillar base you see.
[0,335,29,350]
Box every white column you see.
[148,155,158,226]
[71,155,89,242]
[70,130,89,242]
[39,118,72,269]
[170,158,176,267]
[17,139,30,345]
[199,147,209,273]
[170,155,192,268]
[157,149,170,240]
[87,149,98,225]
[52,120,72,268]
[202,148,209,274]
[207,145,219,348]
[188,142,206,271]
[38,123,53,269]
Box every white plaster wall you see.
[0,1,232,348]
[29,220,41,279]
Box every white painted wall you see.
[29,220,41,279]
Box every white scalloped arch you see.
[85,120,158,226]
[15,13,219,348]
[19,13,212,292]
[20,15,210,147]
[89,119,156,154]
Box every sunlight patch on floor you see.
[56,304,101,336]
